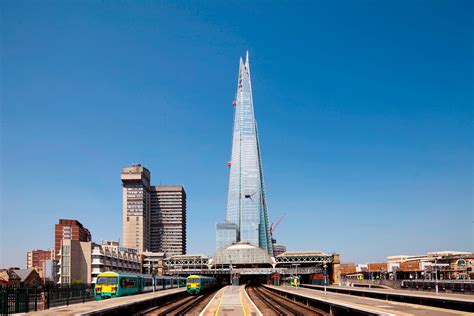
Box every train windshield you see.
[97,277,118,285]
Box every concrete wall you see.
[70,240,91,284]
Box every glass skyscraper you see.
[216,52,273,255]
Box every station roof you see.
[213,242,274,266]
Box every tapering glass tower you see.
[216,52,273,255]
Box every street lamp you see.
[291,264,300,287]
[435,257,439,295]
[229,255,233,286]
[323,262,328,295]
[151,260,155,293]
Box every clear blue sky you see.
[1,1,472,267]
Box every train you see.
[94,272,186,300]
[186,275,217,295]
[284,276,300,287]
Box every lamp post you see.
[323,262,328,295]
[229,256,233,286]
[435,257,439,295]
[292,264,300,277]
[151,260,155,293]
[291,264,300,287]
[368,264,371,288]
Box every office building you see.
[272,244,287,257]
[54,219,91,261]
[121,165,151,252]
[122,165,186,255]
[217,52,273,255]
[216,223,238,251]
[150,185,186,256]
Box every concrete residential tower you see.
[217,52,273,255]
[150,185,186,256]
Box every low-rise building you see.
[0,269,21,287]
[13,269,42,287]
[340,263,357,276]
[58,239,142,284]
[91,241,141,283]
[387,251,473,280]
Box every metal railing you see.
[0,284,94,315]
[401,279,474,293]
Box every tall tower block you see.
[217,52,273,255]
[122,165,151,252]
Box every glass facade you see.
[216,222,238,251]
[218,53,273,255]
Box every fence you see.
[0,284,95,315]
[341,277,403,289]
[401,280,474,293]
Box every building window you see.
[62,245,70,256]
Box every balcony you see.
[92,259,104,265]
[92,249,104,256]
[92,268,103,274]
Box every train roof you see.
[97,272,153,278]
[187,275,216,279]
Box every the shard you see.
[216,52,273,255]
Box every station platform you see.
[28,288,186,315]
[264,285,471,315]
[303,284,474,302]
[200,285,261,316]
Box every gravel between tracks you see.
[246,285,327,316]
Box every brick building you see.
[54,219,91,261]
[26,249,55,278]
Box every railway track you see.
[246,285,327,316]
[138,289,218,316]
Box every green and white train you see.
[94,272,186,300]
[186,275,217,295]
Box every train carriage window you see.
[120,277,137,289]
[144,278,153,287]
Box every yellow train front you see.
[186,275,217,295]
[287,276,300,287]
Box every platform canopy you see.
[164,254,210,267]
[275,251,335,264]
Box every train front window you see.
[97,277,117,285]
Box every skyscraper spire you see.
[216,52,273,255]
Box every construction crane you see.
[270,213,286,238]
